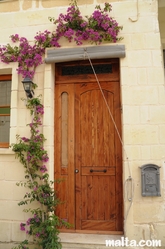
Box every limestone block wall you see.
[0,0,165,248]
[117,0,165,245]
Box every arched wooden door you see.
[54,59,123,233]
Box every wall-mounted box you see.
[140,164,161,197]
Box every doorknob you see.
[75,169,79,173]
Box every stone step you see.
[60,233,129,249]
[62,242,125,249]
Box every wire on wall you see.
[129,0,139,22]
[84,50,134,230]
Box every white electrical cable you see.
[84,50,134,224]
[124,176,134,220]
[85,50,131,175]
[129,0,139,22]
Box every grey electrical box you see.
[140,164,161,197]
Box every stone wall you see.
[0,0,165,248]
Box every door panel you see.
[55,83,75,226]
[75,82,121,231]
[55,59,123,233]
[79,88,115,167]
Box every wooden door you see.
[55,59,123,233]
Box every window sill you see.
[0,148,15,154]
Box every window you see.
[0,75,11,148]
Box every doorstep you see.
[59,233,123,245]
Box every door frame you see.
[54,58,123,234]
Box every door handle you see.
[75,169,79,173]
[90,169,107,173]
